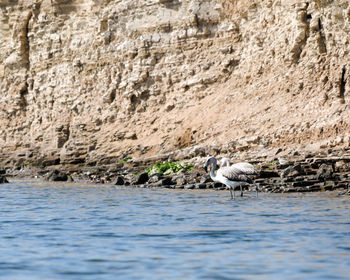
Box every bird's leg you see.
[255,184,258,197]
[229,187,234,200]
[240,185,243,197]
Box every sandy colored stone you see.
[1,0,350,166]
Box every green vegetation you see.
[146,161,193,175]
[120,158,132,164]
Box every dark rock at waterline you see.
[195,183,207,189]
[14,149,350,194]
[160,177,174,186]
[163,184,175,189]
[173,175,187,185]
[258,170,280,178]
[0,168,6,175]
[214,182,224,188]
[200,175,212,184]
[191,172,202,183]
[338,187,350,195]
[0,175,9,184]
[148,173,163,183]
[291,180,319,187]
[45,170,69,181]
[133,172,149,185]
[316,164,333,181]
[281,164,303,178]
[148,176,174,187]
[184,184,195,189]
[114,176,125,185]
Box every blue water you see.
[1,180,350,280]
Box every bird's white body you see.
[215,170,243,189]
[204,156,258,199]
[219,157,231,167]
[220,158,255,172]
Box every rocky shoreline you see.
[1,147,350,196]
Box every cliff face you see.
[1,0,350,167]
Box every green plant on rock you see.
[120,157,132,164]
[146,161,193,175]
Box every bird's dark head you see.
[203,156,216,173]
[203,165,208,173]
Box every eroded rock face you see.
[1,0,350,167]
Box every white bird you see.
[220,158,256,173]
[219,157,231,167]
[203,156,258,199]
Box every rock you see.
[195,183,207,189]
[2,1,350,168]
[149,173,163,183]
[334,160,350,172]
[214,182,224,188]
[45,170,68,181]
[114,176,125,185]
[133,172,149,185]
[0,175,9,184]
[280,164,303,178]
[258,170,280,178]
[281,186,298,193]
[150,176,174,187]
[200,175,212,184]
[316,164,333,181]
[246,136,260,145]
[184,184,195,189]
[277,157,290,166]
[41,157,60,167]
[186,173,201,184]
[125,132,137,140]
[173,175,186,185]
[292,180,319,187]
[160,177,174,186]
[307,185,322,192]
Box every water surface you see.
[1,180,350,279]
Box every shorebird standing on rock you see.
[203,156,258,199]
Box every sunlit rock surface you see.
[1,0,350,167]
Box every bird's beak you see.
[203,166,208,173]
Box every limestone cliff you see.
[1,0,350,167]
